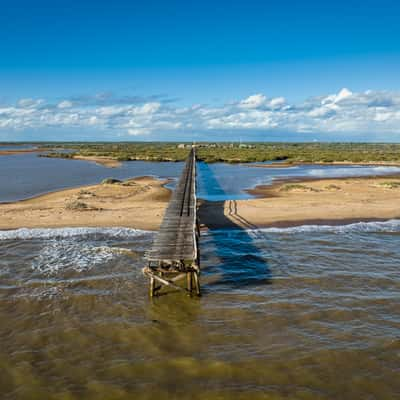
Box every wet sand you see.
[1,175,400,231]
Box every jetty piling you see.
[143,148,200,297]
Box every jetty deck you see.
[143,148,200,296]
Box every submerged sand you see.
[1,175,400,231]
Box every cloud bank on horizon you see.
[1,88,400,141]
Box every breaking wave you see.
[202,219,400,236]
[0,227,153,241]
[31,241,133,274]
[258,219,400,234]
[0,227,153,274]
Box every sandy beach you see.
[199,175,400,229]
[0,176,170,231]
[1,174,400,231]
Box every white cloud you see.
[208,110,276,129]
[58,100,73,109]
[97,105,129,117]
[17,98,45,108]
[87,116,100,125]
[1,88,400,139]
[132,102,160,115]
[239,94,267,109]
[308,103,338,118]
[322,88,353,105]
[128,127,151,136]
[336,88,353,101]
[269,97,286,109]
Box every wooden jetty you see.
[143,148,200,297]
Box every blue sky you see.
[1,0,400,141]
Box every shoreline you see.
[0,148,47,156]
[199,216,398,231]
[1,150,122,168]
[247,161,400,168]
[0,176,171,231]
[1,216,397,234]
[71,155,122,168]
[246,172,400,197]
[0,175,168,205]
[1,173,400,231]
[198,174,400,230]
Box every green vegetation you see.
[65,200,89,210]
[279,184,319,192]
[39,142,400,164]
[324,184,342,191]
[101,178,122,185]
[377,181,400,189]
[39,152,75,159]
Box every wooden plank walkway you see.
[143,148,200,296]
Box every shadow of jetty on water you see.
[197,162,272,289]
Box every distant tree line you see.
[40,142,400,164]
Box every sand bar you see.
[0,176,170,231]
[72,155,122,168]
[199,175,400,229]
[1,175,400,231]
[0,148,47,156]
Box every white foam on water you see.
[307,166,400,178]
[31,239,136,275]
[203,219,400,236]
[0,226,152,241]
[0,227,152,275]
[249,164,300,170]
[258,219,400,234]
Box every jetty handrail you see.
[143,147,200,296]
[191,149,198,264]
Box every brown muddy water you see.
[1,222,399,399]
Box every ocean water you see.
[0,222,399,399]
[1,154,400,398]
